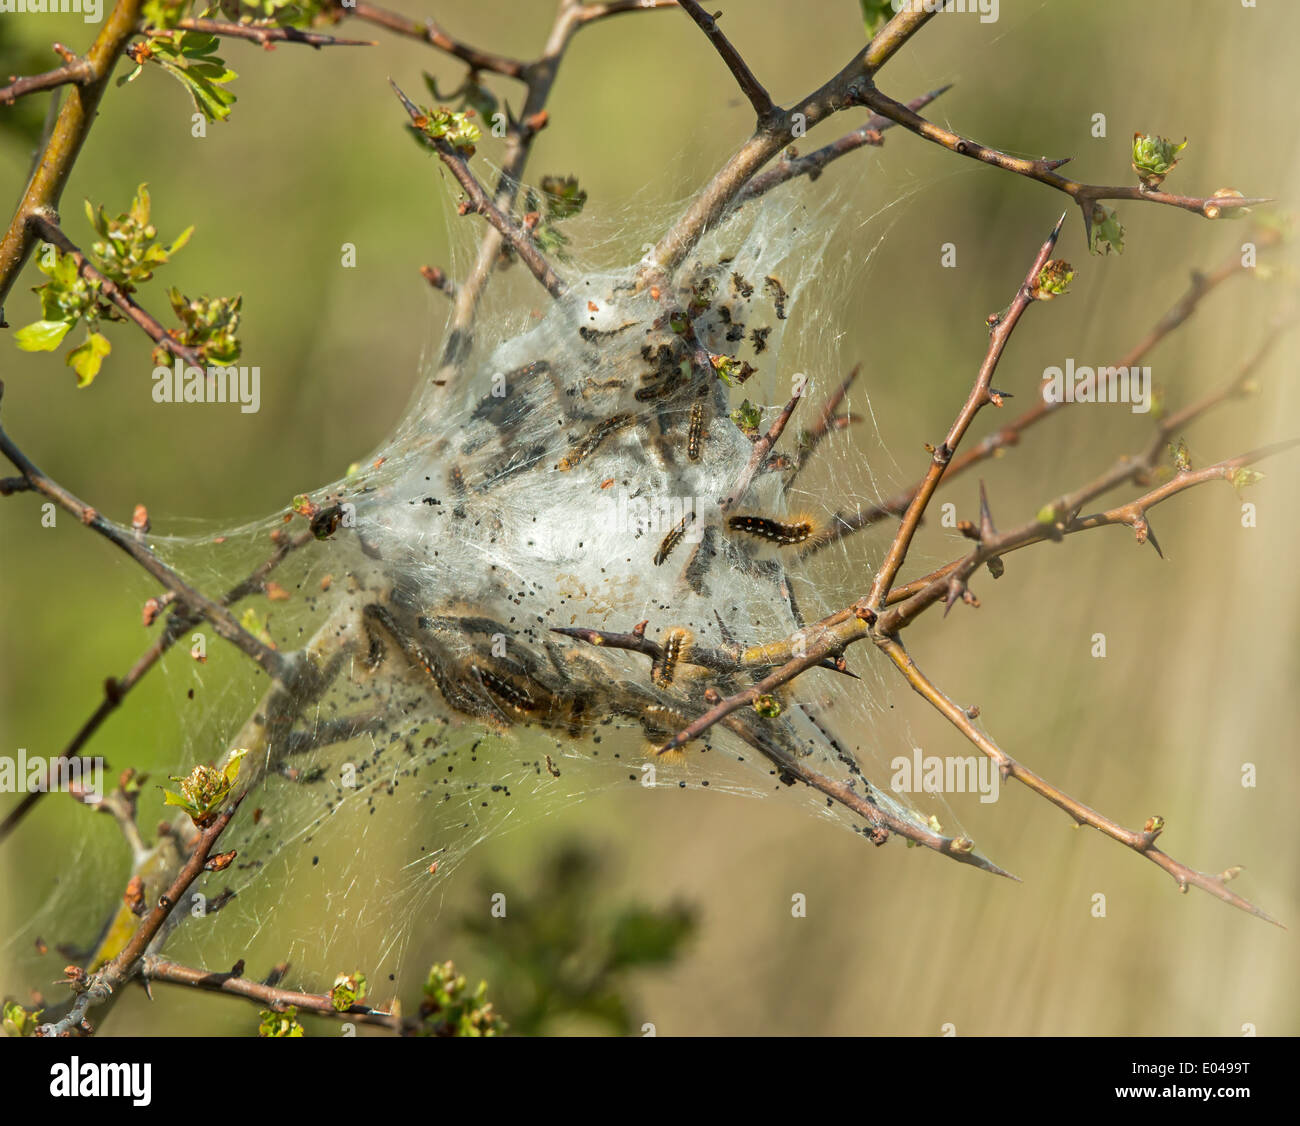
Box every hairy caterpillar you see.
[654,511,696,566]
[555,413,635,471]
[651,628,692,686]
[687,402,707,461]
[727,514,816,546]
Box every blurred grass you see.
[2,0,1298,1035]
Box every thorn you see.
[387,78,422,123]
[1041,156,1073,171]
[942,577,964,617]
[978,479,997,541]
[1049,210,1068,243]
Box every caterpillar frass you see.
[687,402,707,462]
[651,628,691,686]
[654,511,696,567]
[727,514,816,546]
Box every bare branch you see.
[0,45,93,106]
[348,2,527,78]
[0,382,293,685]
[862,214,1065,611]
[855,83,1271,235]
[677,0,774,120]
[874,633,1282,925]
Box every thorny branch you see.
[2,0,1293,1039]
[853,83,1271,239]
[0,382,295,685]
[651,215,1293,920]
[39,795,245,1035]
[802,230,1285,556]
[139,957,405,1032]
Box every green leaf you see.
[859,0,894,35]
[14,319,73,351]
[66,331,112,387]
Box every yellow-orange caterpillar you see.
[651,627,692,686]
[654,511,695,567]
[727,513,816,546]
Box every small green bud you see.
[1032,259,1074,300]
[1131,133,1187,190]
[752,694,781,719]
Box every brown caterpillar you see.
[472,664,536,712]
[654,511,695,567]
[687,402,706,461]
[651,628,691,686]
[555,413,633,471]
[764,275,788,319]
[727,514,816,546]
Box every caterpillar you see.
[764,275,788,319]
[654,511,695,567]
[727,514,816,546]
[651,627,691,686]
[472,664,537,712]
[555,413,634,471]
[687,402,707,461]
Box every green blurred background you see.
[2,0,1298,1035]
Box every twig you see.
[642,5,937,281]
[168,18,376,48]
[802,237,1277,556]
[390,80,568,299]
[719,379,805,512]
[676,0,774,120]
[0,382,293,685]
[0,46,94,106]
[39,795,245,1035]
[874,633,1282,925]
[139,957,406,1032]
[348,2,527,77]
[0,529,315,847]
[718,715,1016,877]
[854,83,1270,239]
[877,441,1300,635]
[734,84,952,207]
[791,363,859,477]
[863,215,1064,611]
[26,213,205,367]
